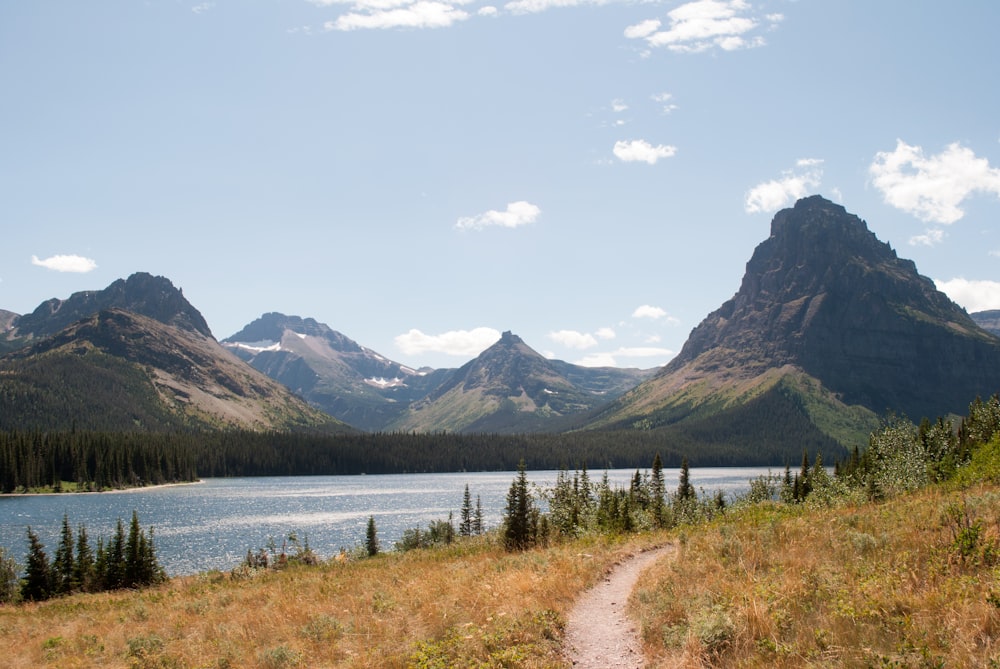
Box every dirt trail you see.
[562,545,674,668]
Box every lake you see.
[0,467,775,575]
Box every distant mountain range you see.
[3,196,1000,461]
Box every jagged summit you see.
[12,272,212,340]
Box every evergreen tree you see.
[21,527,52,602]
[675,456,695,502]
[365,516,379,557]
[459,484,473,537]
[106,518,126,589]
[473,495,483,536]
[650,453,666,527]
[74,523,95,592]
[52,513,75,594]
[504,460,537,551]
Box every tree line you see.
[0,426,849,494]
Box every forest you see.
[0,418,850,494]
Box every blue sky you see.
[3,1,1000,370]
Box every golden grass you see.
[631,484,1000,668]
[0,533,665,668]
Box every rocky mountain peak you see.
[657,195,999,421]
[13,272,213,340]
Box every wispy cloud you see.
[625,0,782,54]
[651,92,678,114]
[394,327,500,356]
[455,200,540,231]
[613,139,677,165]
[191,2,215,14]
[745,159,824,214]
[935,278,1000,312]
[869,140,1000,225]
[31,254,98,273]
[548,330,599,349]
[595,327,616,340]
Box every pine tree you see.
[106,518,126,589]
[365,516,379,557]
[459,484,473,537]
[21,527,52,602]
[473,495,483,536]
[504,460,537,551]
[650,453,666,527]
[676,456,695,502]
[52,513,75,594]
[74,523,95,592]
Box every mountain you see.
[972,310,1000,337]
[388,331,655,433]
[7,272,213,342]
[222,313,451,431]
[586,196,1000,452]
[0,276,350,433]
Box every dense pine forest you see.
[0,420,850,493]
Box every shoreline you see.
[1,479,204,497]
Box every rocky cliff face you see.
[590,196,1000,443]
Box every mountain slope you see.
[389,331,654,433]
[0,309,350,433]
[222,313,451,431]
[587,196,1000,449]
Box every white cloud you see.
[478,5,498,15]
[191,2,215,14]
[745,160,823,214]
[394,327,500,356]
[628,0,782,54]
[575,346,674,368]
[455,200,541,231]
[624,19,660,40]
[326,1,469,30]
[935,278,1000,312]
[613,139,677,165]
[595,327,616,340]
[611,99,628,113]
[31,254,98,273]
[548,330,598,349]
[909,228,946,247]
[632,304,667,319]
[869,140,1000,225]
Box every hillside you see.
[586,196,1000,451]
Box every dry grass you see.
[0,533,665,668]
[632,484,1000,668]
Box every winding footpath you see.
[562,545,674,668]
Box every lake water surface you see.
[0,468,774,575]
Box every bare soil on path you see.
[562,544,674,668]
